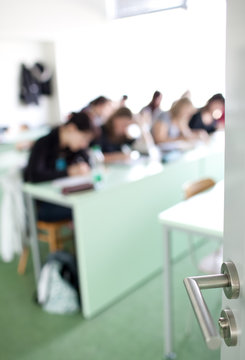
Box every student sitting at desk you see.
[24,112,96,183]
[140,90,163,126]
[189,93,225,134]
[81,96,114,127]
[24,112,96,220]
[151,97,206,144]
[95,107,136,163]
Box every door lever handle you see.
[183,261,240,350]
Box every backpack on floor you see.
[37,251,80,314]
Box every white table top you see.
[159,181,224,238]
[22,159,165,207]
[22,131,224,208]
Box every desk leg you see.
[25,194,41,285]
[163,226,176,359]
[72,203,89,317]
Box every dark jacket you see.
[24,128,89,183]
[19,64,40,105]
[189,111,216,134]
[19,63,52,105]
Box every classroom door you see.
[221,0,245,358]
[184,0,245,358]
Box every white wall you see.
[0,0,103,41]
[0,0,226,126]
[0,0,103,128]
[56,0,226,116]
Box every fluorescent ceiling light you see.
[106,0,187,19]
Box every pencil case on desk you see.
[62,182,94,194]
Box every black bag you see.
[19,64,40,105]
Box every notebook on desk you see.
[158,140,195,163]
[158,140,194,152]
[53,175,92,188]
[61,182,94,194]
[53,175,94,194]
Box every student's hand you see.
[104,152,132,164]
[67,162,90,177]
[197,129,210,142]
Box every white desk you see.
[158,181,224,359]
[23,160,168,318]
[22,135,224,319]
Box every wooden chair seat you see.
[37,219,73,252]
[18,219,73,275]
[183,178,216,199]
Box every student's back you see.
[24,112,96,221]
[24,128,90,183]
[24,112,96,183]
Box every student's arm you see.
[152,121,169,144]
[26,142,91,182]
[103,152,131,164]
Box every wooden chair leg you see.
[48,227,59,252]
[18,246,30,275]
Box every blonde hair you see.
[170,97,193,119]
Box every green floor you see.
[0,237,221,360]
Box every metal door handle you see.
[183,261,240,350]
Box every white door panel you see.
[222,0,245,358]
[183,1,245,358]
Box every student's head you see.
[150,91,162,109]
[120,95,128,107]
[63,112,96,151]
[170,97,195,122]
[89,96,113,120]
[106,107,133,138]
[206,93,225,120]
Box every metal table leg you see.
[163,226,176,359]
[25,194,41,284]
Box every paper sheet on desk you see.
[158,140,194,152]
[52,175,92,188]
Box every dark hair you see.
[66,112,95,133]
[105,107,133,136]
[89,96,110,107]
[107,107,132,122]
[207,93,225,105]
[152,91,162,101]
[148,90,162,111]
